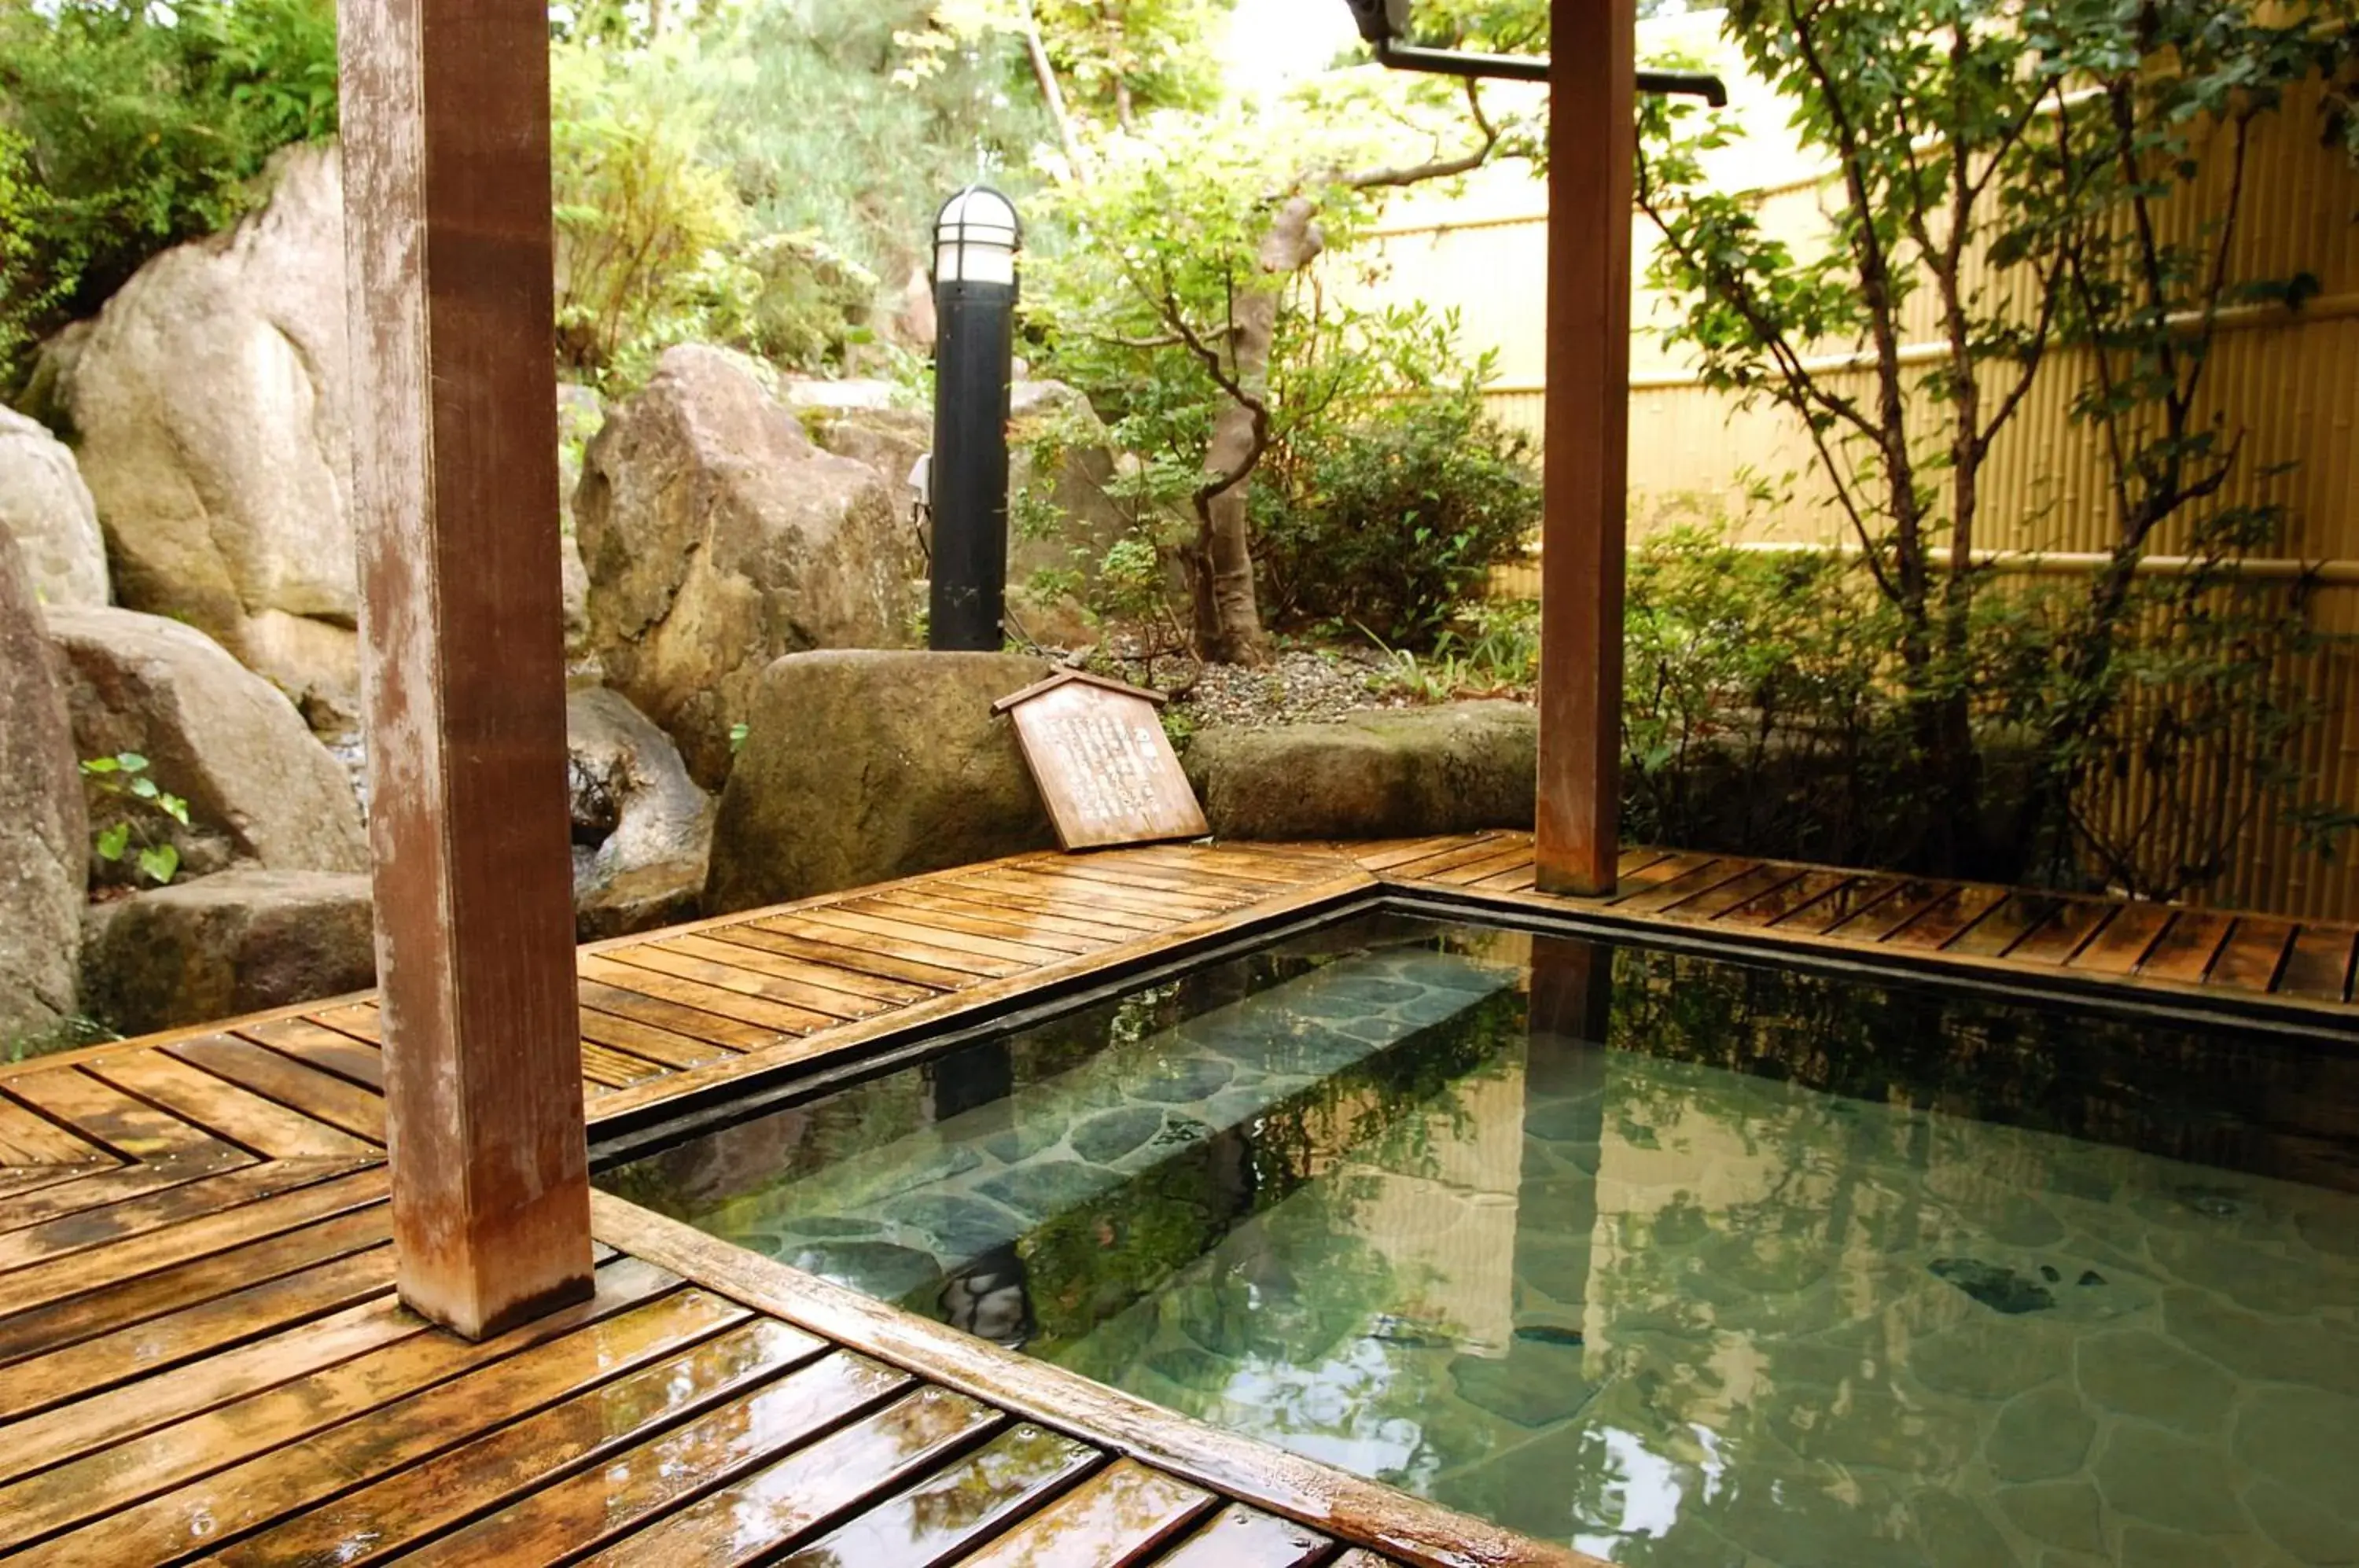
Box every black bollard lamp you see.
[928,186,1021,651]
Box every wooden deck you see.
[2,837,2351,1568]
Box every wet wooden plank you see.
[2,1068,220,1162]
[1016,857,1246,908]
[1151,1501,1333,1567]
[872,888,1152,946]
[657,930,934,1006]
[2007,897,2119,965]
[576,1385,1003,1567]
[705,923,971,992]
[0,1164,113,1202]
[0,1244,393,1422]
[1468,859,1540,893]
[2204,918,2296,993]
[1823,879,1951,941]
[1352,835,1494,872]
[399,1353,918,1565]
[295,1001,382,1040]
[0,1164,388,1319]
[1416,845,1541,887]
[576,1041,668,1088]
[757,912,1026,980]
[0,1146,252,1238]
[775,1424,1100,1568]
[591,1192,1606,1568]
[575,978,782,1051]
[2067,903,2177,975]
[166,1036,388,1144]
[1665,863,1806,923]
[202,1318,829,1568]
[0,1098,111,1167]
[933,877,1173,935]
[953,869,1227,926]
[86,1050,376,1159]
[953,1459,1217,1568]
[1389,840,1540,884]
[601,944,888,1022]
[578,954,839,1036]
[844,893,1110,955]
[1113,844,1334,885]
[0,1235,614,1487]
[1617,858,1756,916]
[576,1007,735,1070]
[0,1205,390,1368]
[0,1157,374,1282]
[0,1299,407,1489]
[2137,910,2236,984]
[1775,874,1909,936]
[1880,884,2011,950]
[793,906,1076,969]
[1942,893,2062,958]
[234,1018,386,1091]
[1599,852,1717,906]
[2276,925,2358,1002]
[1713,867,1853,929]
[0,1275,723,1558]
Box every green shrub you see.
[1254,377,1540,651]
[0,0,338,388]
[550,38,749,388]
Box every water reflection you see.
[605,913,2359,1566]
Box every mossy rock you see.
[1183,701,1536,841]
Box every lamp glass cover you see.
[935,186,1020,285]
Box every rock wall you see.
[47,606,367,878]
[0,407,109,608]
[38,145,360,717]
[0,531,89,1043]
[707,650,1054,912]
[578,346,920,786]
[1184,701,1538,841]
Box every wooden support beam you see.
[1534,0,1635,896]
[340,0,594,1337]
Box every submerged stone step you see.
[696,944,1518,1300]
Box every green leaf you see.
[131,775,159,799]
[137,844,180,885]
[80,756,119,775]
[95,823,131,860]
[117,753,149,772]
[160,793,191,826]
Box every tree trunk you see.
[1191,197,1321,665]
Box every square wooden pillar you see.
[340,0,594,1338]
[1534,0,1636,896]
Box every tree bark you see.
[1190,197,1321,664]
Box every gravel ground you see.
[1160,646,1421,731]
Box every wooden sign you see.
[994,670,1209,850]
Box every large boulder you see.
[568,687,714,940]
[79,870,375,1034]
[708,650,1054,912]
[38,145,360,716]
[1184,701,1537,841]
[0,406,108,608]
[0,530,89,1046]
[46,606,367,880]
[557,381,603,666]
[577,345,920,786]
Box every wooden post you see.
[1534,0,1636,896]
[340,0,594,1338]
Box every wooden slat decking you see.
[1360,830,2359,1007]
[1,837,2350,1567]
